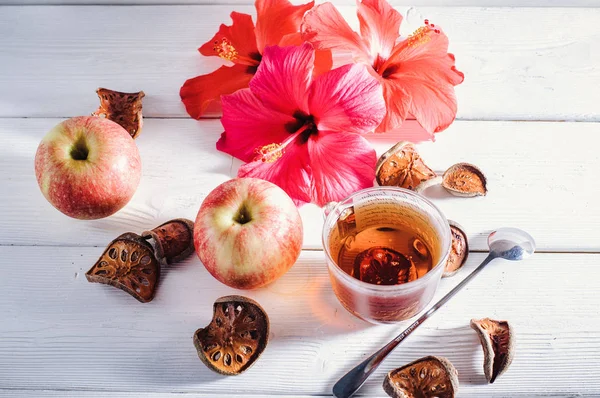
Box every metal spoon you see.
[332,227,536,398]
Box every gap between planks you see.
[1,243,600,256]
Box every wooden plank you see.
[3,0,600,6]
[1,247,600,396]
[2,117,599,252]
[0,392,586,398]
[0,392,322,398]
[0,6,599,121]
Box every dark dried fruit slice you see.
[383,356,459,398]
[194,296,269,375]
[443,221,469,277]
[376,141,437,190]
[86,233,160,303]
[93,88,145,139]
[442,163,487,197]
[470,318,515,383]
[142,218,194,265]
[352,246,417,286]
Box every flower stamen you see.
[255,143,283,163]
[407,23,441,48]
[213,38,238,62]
[253,123,314,163]
[407,26,431,48]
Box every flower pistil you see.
[212,38,263,67]
[255,116,318,163]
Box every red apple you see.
[34,116,141,220]
[194,178,303,289]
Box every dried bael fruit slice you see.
[376,141,437,190]
[194,295,269,376]
[352,246,417,285]
[142,218,194,265]
[86,233,160,303]
[442,163,487,197]
[443,221,469,277]
[470,318,515,383]
[93,88,145,139]
[383,356,459,398]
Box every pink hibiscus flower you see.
[180,0,332,119]
[217,43,386,206]
[302,0,464,139]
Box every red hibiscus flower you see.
[302,0,464,139]
[218,43,386,206]
[180,0,331,119]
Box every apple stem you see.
[70,135,89,161]
[234,203,252,225]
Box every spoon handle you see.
[332,253,497,398]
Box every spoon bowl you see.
[488,227,536,261]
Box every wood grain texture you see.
[2,117,599,252]
[0,6,599,120]
[0,393,323,398]
[3,0,600,6]
[1,247,599,396]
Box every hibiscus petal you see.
[255,0,314,52]
[238,141,312,206]
[357,0,403,63]
[369,119,436,143]
[307,132,376,206]
[405,76,459,134]
[199,12,260,66]
[220,88,294,162]
[380,26,464,134]
[310,63,385,134]
[376,78,411,133]
[387,27,464,86]
[279,33,333,76]
[180,64,254,119]
[301,3,370,63]
[249,43,314,115]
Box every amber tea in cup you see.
[322,188,451,323]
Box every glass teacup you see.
[322,187,451,324]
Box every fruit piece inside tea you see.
[332,202,441,286]
[352,246,417,285]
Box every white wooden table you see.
[1,1,600,397]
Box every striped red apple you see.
[194,178,303,289]
[34,116,141,220]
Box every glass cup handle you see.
[322,201,339,220]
